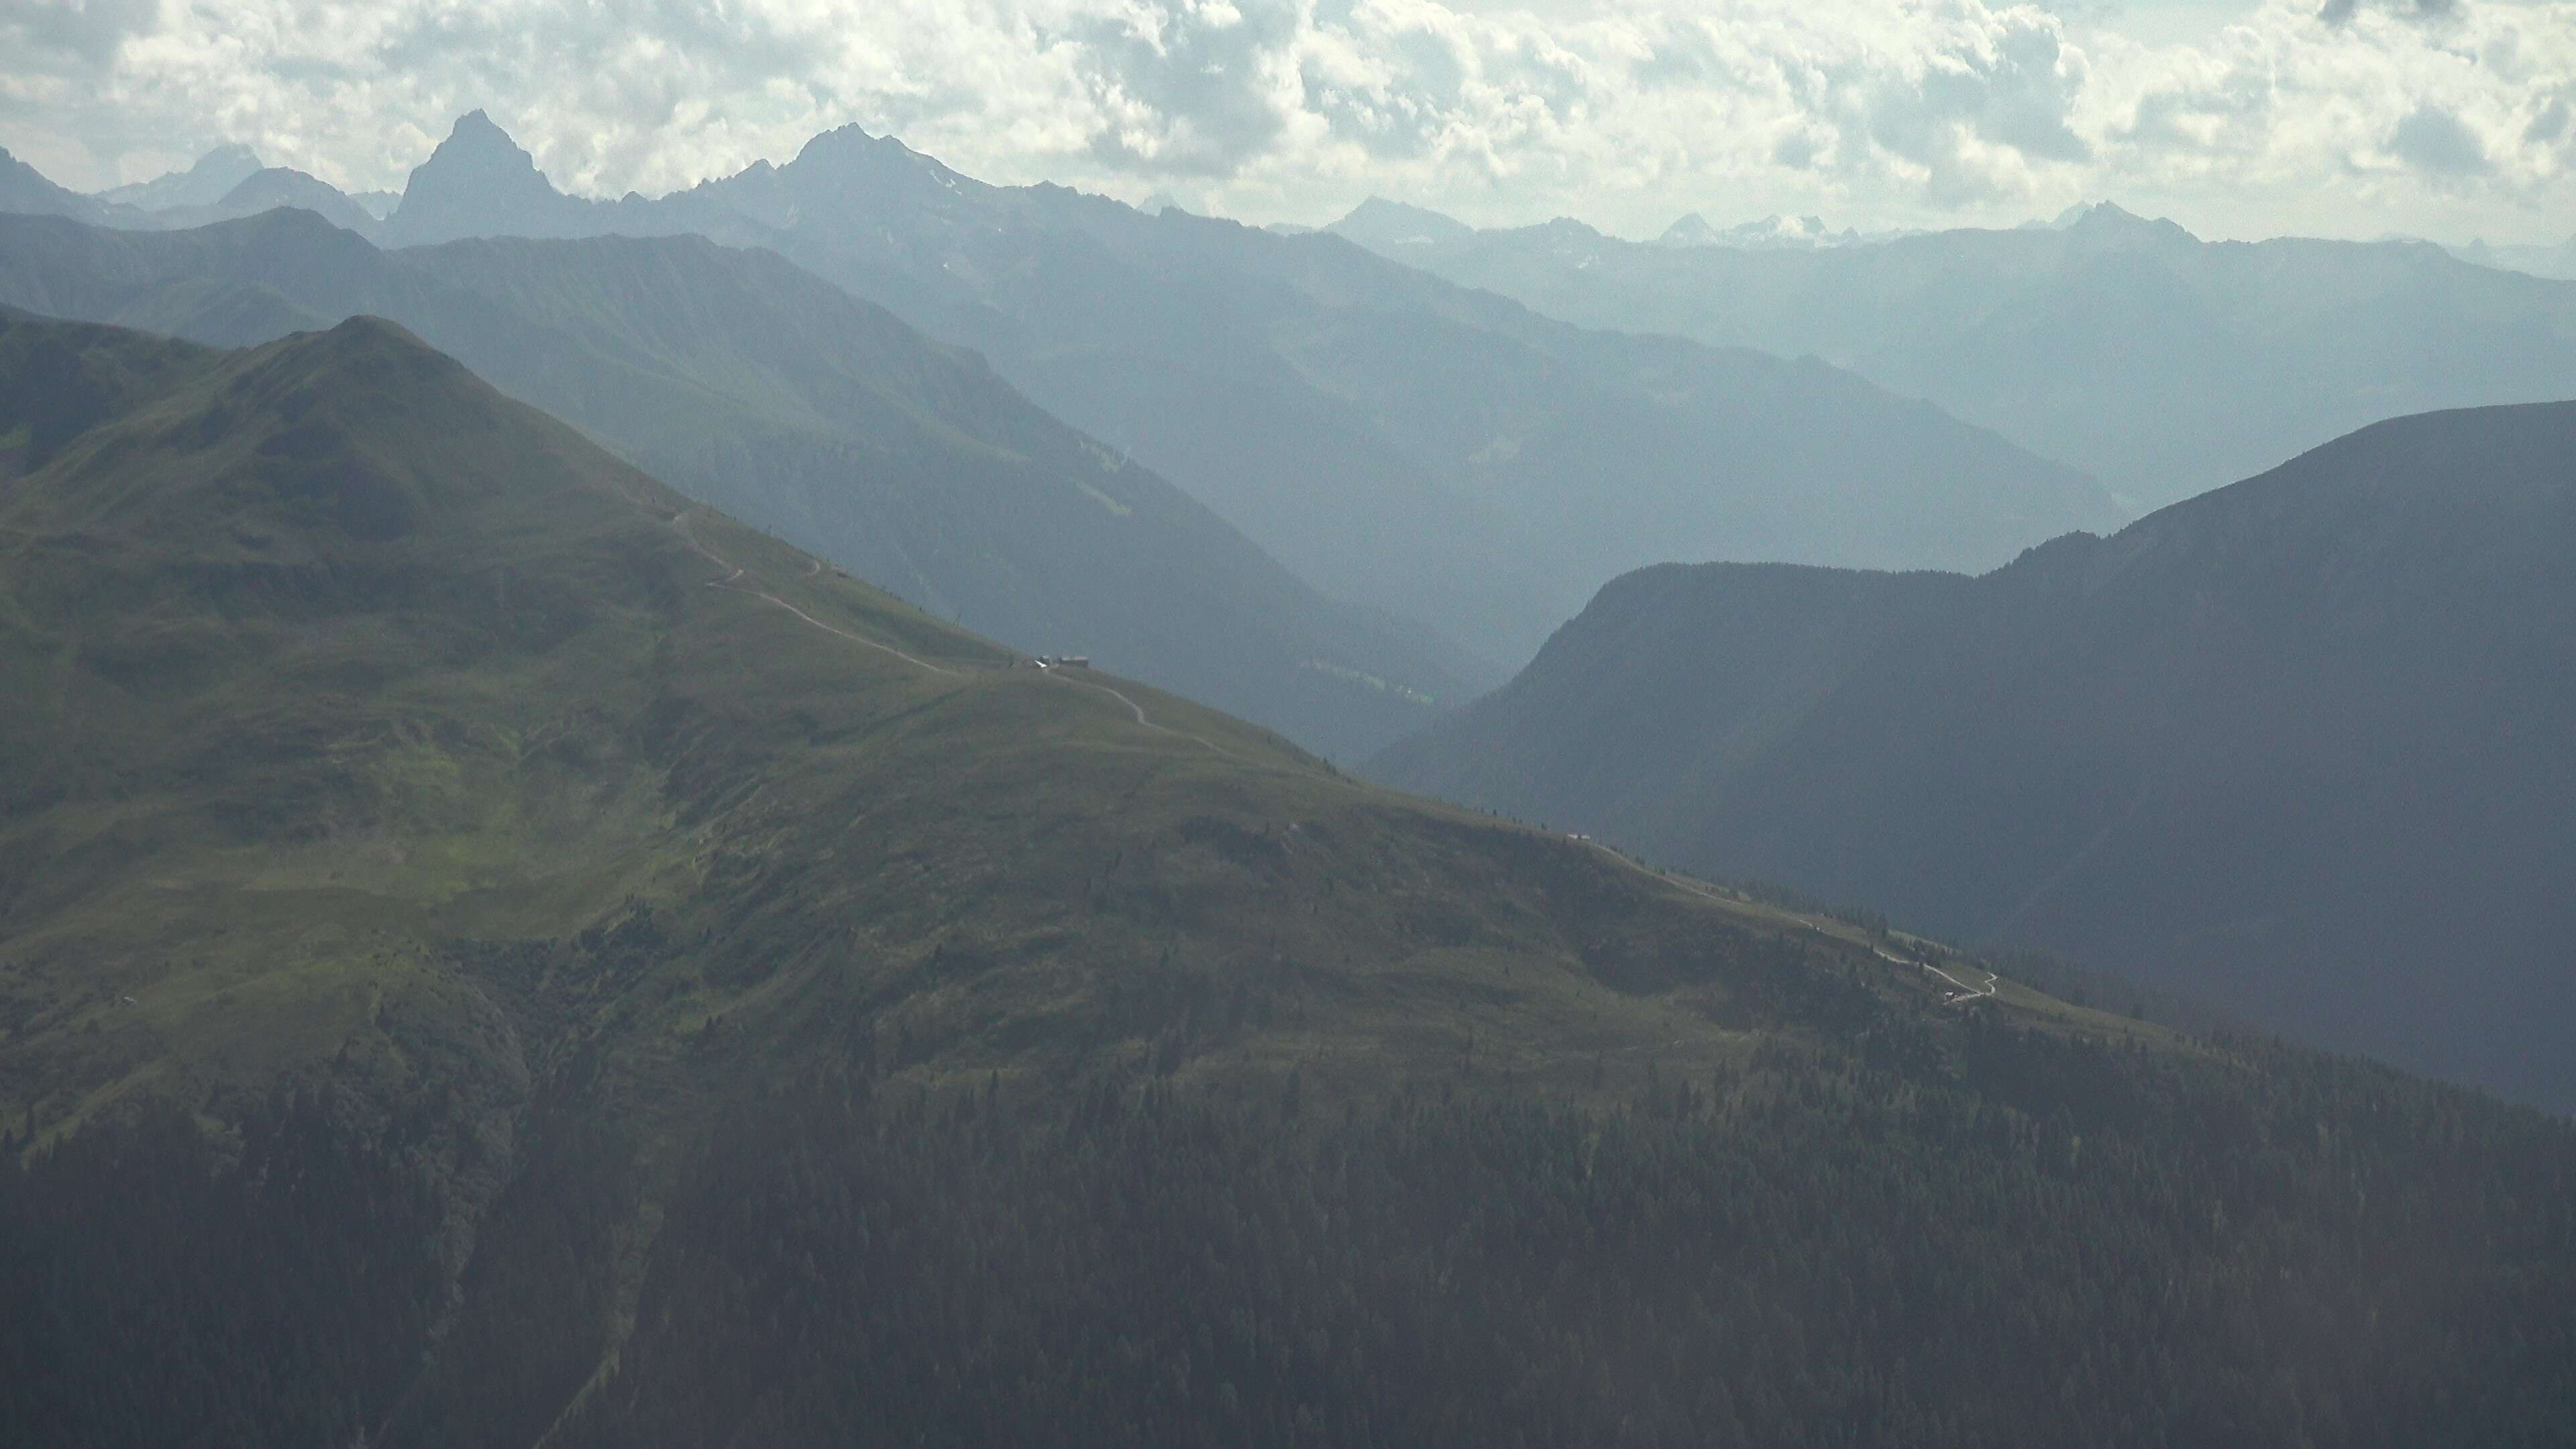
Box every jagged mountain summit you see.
[105,166,387,240]
[0,148,115,225]
[1336,197,2576,512]
[366,111,2123,667]
[196,167,380,235]
[382,109,605,245]
[2454,232,2576,282]
[0,206,1481,760]
[9,142,383,241]
[1375,399,2576,1110]
[92,143,264,209]
[1326,195,1480,252]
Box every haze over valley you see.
[1330,197,2576,513]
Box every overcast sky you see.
[3,0,2571,244]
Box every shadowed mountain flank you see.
[1378,402,2576,1109]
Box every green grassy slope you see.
[1,315,2569,1447]
[0,208,1486,762]
[0,309,1985,1147]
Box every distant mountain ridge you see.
[368,111,2122,667]
[0,148,117,225]
[0,207,1482,759]
[93,144,264,209]
[1653,213,1869,250]
[99,166,388,240]
[6,142,387,240]
[1333,199,2576,512]
[189,167,381,236]
[2453,233,2576,281]
[1376,400,2576,1110]
[1327,196,1481,252]
[7,121,2128,669]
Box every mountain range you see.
[1,306,2570,1447]
[124,166,386,238]
[1375,401,2576,1110]
[1656,212,1873,250]
[1329,200,2576,513]
[0,148,118,226]
[361,111,2121,666]
[2453,233,2576,282]
[92,144,265,209]
[0,207,1482,761]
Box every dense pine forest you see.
[6,1013,2571,1448]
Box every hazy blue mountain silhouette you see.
[12,144,382,240]
[93,144,264,209]
[102,166,388,240]
[2453,233,2576,282]
[376,112,2123,666]
[382,110,611,246]
[0,148,116,225]
[1651,212,1866,250]
[1329,196,1479,253]
[1335,202,2576,513]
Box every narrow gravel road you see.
[673,513,1996,1008]
[1036,670,1246,762]
[674,514,1245,763]
[674,515,958,678]
[1583,838,1998,1006]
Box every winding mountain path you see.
[674,513,1248,764]
[673,514,1994,1004]
[1038,669,1246,763]
[1580,838,1998,1006]
[1882,948,2000,1005]
[672,515,959,678]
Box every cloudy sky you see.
[3,0,2571,244]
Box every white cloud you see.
[1,0,2570,241]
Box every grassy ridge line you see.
[0,313,2002,1159]
[669,465,1985,1019]
[0,209,1493,761]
